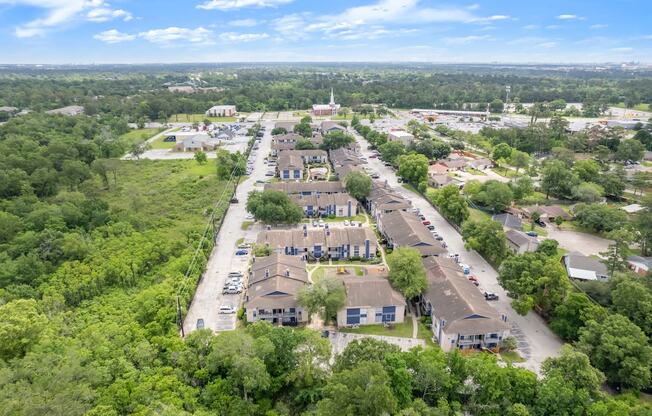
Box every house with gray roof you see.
[264,181,346,196]
[505,230,539,254]
[45,105,84,116]
[378,210,446,257]
[274,121,298,132]
[245,254,309,325]
[366,181,412,220]
[277,152,304,180]
[337,277,406,327]
[422,257,510,352]
[320,120,347,135]
[492,213,523,230]
[257,224,377,260]
[563,252,609,281]
[291,192,358,217]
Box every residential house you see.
[277,153,304,180]
[388,130,415,146]
[337,277,406,327]
[492,213,523,230]
[205,105,237,117]
[257,224,377,260]
[505,230,539,254]
[264,181,346,196]
[439,159,468,172]
[378,210,446,257]
[290,192,358,217]
[422,257,510,352]
[521,205,572,222]
[469,158,493,170]
[428,174,454,189]
[320,120,347,135]
[244,253,309,325]
[563,252,609,281]
[627,255,652,276]
[428,163,449,176]
[45,105,84,116]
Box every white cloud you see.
[557,14,578,20]
[522,24,539,30]
[197,0,292,10]
[590,24,608,30]
[93,29,135,43]
[538,41,556,48]
[219,32,269,42]
[139,27,214,45]
[229,18,258,27]
[0,0,135,37]
[545,25,560,29]
[86,7,132,22]
[443,34,492,44]
[611,47,633,52]
[466,3,480,10]
[273,0,500,41]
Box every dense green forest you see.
[1,64,651,121]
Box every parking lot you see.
[183,121,273,334]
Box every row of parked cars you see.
[222,271,244,295]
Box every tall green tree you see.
[397,153,429,185]
[344,171,372,200]
[387,247,427,298]
[298,277,346,323]
[427,185,469,225]
[245,190,303,224]
[462,219,508,265]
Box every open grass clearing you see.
[339,318,414,338]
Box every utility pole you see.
[176,295,185,337]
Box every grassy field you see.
[119,128,162,147]
[491,166,521,178]
[612,103,652,112]
[468,207,491,222]
[169,114,237,123]
[339,318,414,338]
[301,213,367,224]
[416,321,436,347]
[100,160,228,241]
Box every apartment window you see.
[289,308,295,313]
[460,335,465,340]
[346,308,361,325]
[382,306,396,322]
[294,170,301,178]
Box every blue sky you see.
[0,0,651,64]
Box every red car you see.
[468,275,478,282]
[369,154,378,158]
[422,220,431,225]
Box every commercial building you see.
[205,105,237,117]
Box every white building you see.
[388,130,415,146]
[205,105,237,117]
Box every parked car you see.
[460,264,471,275]
[484,292,499,301]
[265,171,274,176]
[235,249,248,256]
[229,271,243,277]
[418,214,426,220]
[344,220,350,226]
[219,305,236,314]
[422,220,431,225]
[230,197,239,203]
[369,154,377,158]
[427,225,435,231]
[435,236,444,241]
[196,319,205,329]
[535,219,546,227]
[371,173,380,179]
[468,275,478,282]
[397,177,403,183]
[526,231,538,237]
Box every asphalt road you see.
[182,121,273,335]
[351,128,563,374]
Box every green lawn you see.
[499,351,526,364]
[612,102,651,112]
[468,207,491,222]
[339,318,414,338]
[491,166,521,178]
[169,114,237,123]
[120,128,162,147]
[301,213,367,224]
[416,321,436,347]
[465,167,487,176]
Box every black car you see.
[196,319,205,329]
[535,219,546,227]
[435,236,444,241]
[427,225,435,231]
[230,197,239,203]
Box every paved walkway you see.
[329,332,425,354]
